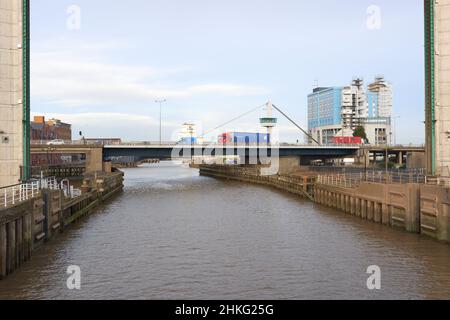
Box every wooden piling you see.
[7,221,15,274]
[0,224,6,279]
[23,213,31,261]
[374,203,382,223]
[16,218,23,267]
[355,198,361,217]
[361,199,367,219]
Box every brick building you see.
[31,116,72,142]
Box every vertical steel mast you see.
[22,0,31,181]
[424,0,436,176]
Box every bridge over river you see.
[103,144,360,163]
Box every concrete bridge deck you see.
[103,144,360,162]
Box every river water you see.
[0,161,449,300]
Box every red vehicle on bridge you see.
[332,136,363,145]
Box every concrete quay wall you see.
[314,182,450,242]
[200,165,316,201]
[0,171,124,279]
[314,183,420,233]
[200,165,450,244]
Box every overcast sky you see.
[31,0,424,143]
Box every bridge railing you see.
[108,142,362,148]
[109,141,426,148]
[31,140,103,146]
[361,144,426,149]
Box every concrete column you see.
[350,197,355,215]
[406,184,421,233]
[382,203,389,225]
[361,200,367,219]
[355,198,361,217]
[278,156,300,175]
[374,203,382,223]
[368,201,375,221]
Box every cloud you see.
[31,40,269,108]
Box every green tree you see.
[353,126,367,141]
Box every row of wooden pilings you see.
[0,171,124,279]
[0,205,34,278]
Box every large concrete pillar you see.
[425,0,450,176]
[278,156,300,175]
[85,147,105,173]
[0,0,30,187]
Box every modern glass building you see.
[366,92,379,118]
[307,78,393,146]
[307,87,343,129]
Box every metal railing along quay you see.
[1,177,59,208]
[317,170,429,189]
[309,166,426,175]
[1,177,84,209]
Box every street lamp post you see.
[155,99,167,145]
[392,115,400,146]
[189,125,194,162]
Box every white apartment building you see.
[308,77,393,145]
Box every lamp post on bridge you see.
[155,99,167,145]
[392,115,400,146]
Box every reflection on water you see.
[0,161,449,300]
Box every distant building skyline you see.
[30,0,424,144]
[31,116,72,142]
[308,77,393,145]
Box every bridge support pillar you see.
[278,156,300,175]
[85,148,104,173]
[398,152,403,166]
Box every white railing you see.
[317,171,428,188]
[1,177,78,208]
[317,174,361,189]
